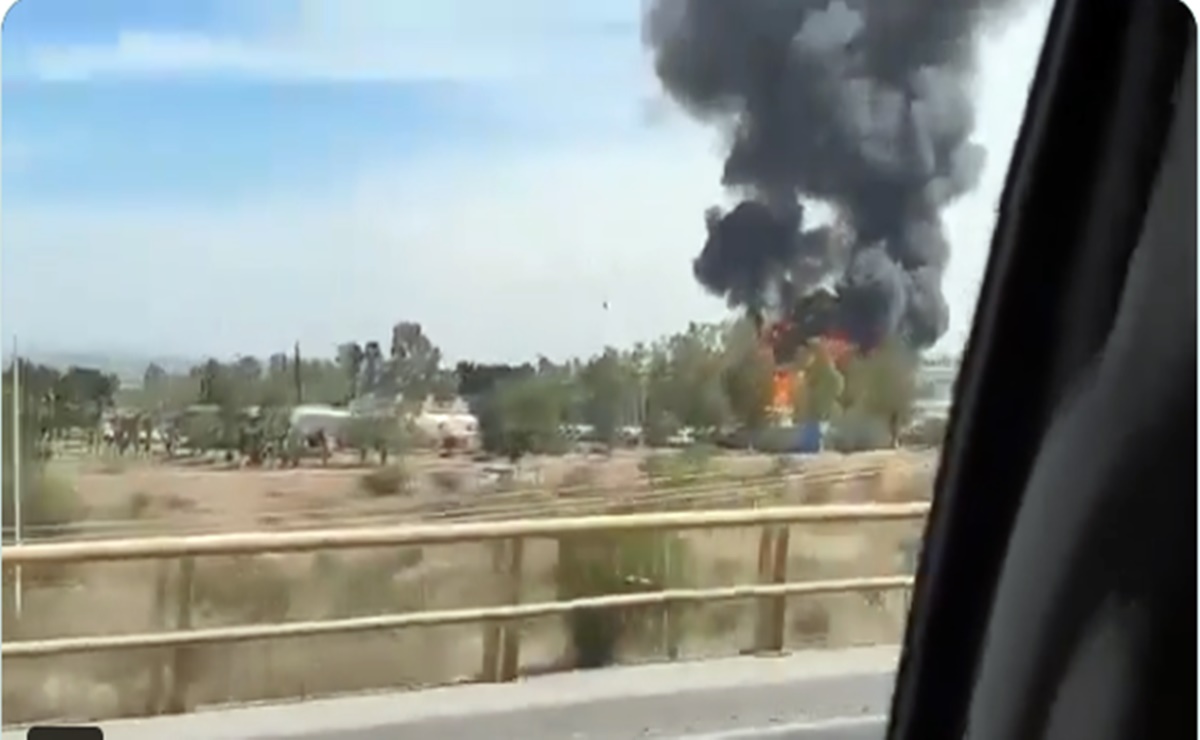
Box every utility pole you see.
[10,337,24,617]
[293,342,304,405]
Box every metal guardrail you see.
[2,502,930,716]
[3,503,930,564]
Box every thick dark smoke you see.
[644,0,1015,354]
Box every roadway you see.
[4,646,898,740]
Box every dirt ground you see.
[2,448,936,726]
[33,448,933,536]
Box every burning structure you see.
[643,0,1016,424]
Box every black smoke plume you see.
[644,0,1016,355]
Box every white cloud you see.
[29,29,538,84]
[23,0,645,84]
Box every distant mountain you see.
[2,347,200,387]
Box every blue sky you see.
[1,0,1053,364]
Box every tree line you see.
[5,316,932,461]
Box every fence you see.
[2,502,930,716]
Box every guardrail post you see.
[752,526,776,653]
[165,556,196,714]
[664,539,682,661]
[766,526,791,653]
[146,560,171,715]
[480,542,505,682]
[664,599,683,660]
[751,525,791,654]
[480,537,525,682]
[498,536,525,682]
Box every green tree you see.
[142,362,167,392]
[719,320,774,432]
[192,360,242,450]
[196,359,231,406]
[231,356,263,385]
[337,342,365,400]
[387,321,443,401]
[2,371,82,542]
[361,341,385,395]
[842,340,919,446]
[578,349,635,448]
[428,370,460,403]
[178,409,226,454]
[798,348,845,423]
[641,343,684,446]
[57,366,118,430]
[665,324,730,435]
[490,373,569,461]
[344,414,406,465]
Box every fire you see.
[754,314,861,425]
[755,320,797,421]
[814,333,855,367]
[771,369,793,411]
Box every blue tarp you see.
[753,421,825,453]
[793,422,824,453]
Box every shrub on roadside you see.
[679,442,718,468]
[316,549,427,618]
[555,530,691,669]
[639,447,715,489]
[2,471,85,543]
[558,464,599,496]
[192,555,294,624]
[344,415,407,466]
[125,491,153,520]
[824,408,892,453]
[359,464,411,497]
[900,417,949,449]
[429,468,468,495]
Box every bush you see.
[558,464,598,495]
[900,417,949,448]
[555,530,690,669]
[1,473,84,588]
[428,469,468,495]
[2,471,85,543]
[358,464,411,497]
[638,452,672,480]
[770,455,796,478]
[405,424,441,452]
[639,447,714,489]
[314,549,427,618]
[179,412,228,452]
[344,415,406,464]
[2,380,86,546]
[679,442,717,467]
[193,555,294,624]
[125,491,153,520]
[825,408,892,453]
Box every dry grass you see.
[2,449,933,725]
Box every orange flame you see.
[813,334,855,367]
[771,369,793,411]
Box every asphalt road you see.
[5,646,899,740]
